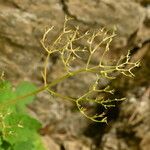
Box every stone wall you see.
[0,0,149,150]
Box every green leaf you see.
[15,81,37,105]
[0,81,37,110]
[3,113,41,144]
[0,147,4,150]
[15,82,37,112]
[32,133,46,150]
[0,140,11,150]
[0,81,15,103]
[0,81,45,150]
[13,141,34,150]
[13,134,45,150]
[0,137,2,146]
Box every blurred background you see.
[0,0,149,150]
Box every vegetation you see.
[0,16,140,149]
[0,81,45,150]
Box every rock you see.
[133,0,150,5]
[65,0,146,48]
[101,128,129,150]
[144,4,150,27]
[30,92,89,137]
[131,5,150,48]
[100,87,150,150]
[0,0,149,149]
[140,132,150,150]
[0,0,64,82]
[63,140,90,150]
[42,136,60,150]
[52,62,97,97]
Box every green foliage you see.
[0,81,45,150]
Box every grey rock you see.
[0,0,64,82]
[42,136,60,150]
[30,92,89,137]
[65,0,146,48]
[63,140,90,150]
[0,1,149,149]
[101,87,150,150]
[140,132,150,150]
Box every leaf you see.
[0,137,2,146]
[0,81,37,108]
[13,134,45,150]
[0,140,11,150]
[13,141,34,150]
[0,81,45,149]
[32,133,46,150]
[0,81,15,104]
[15,82,37,112]
[3,113,41,144]
[15,81,37,105]
[0,81,17,125]
[0,147,4,150]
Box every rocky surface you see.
[101,87,150,150]
[42,136,60,150]
[0,0,64,83]
[0,0,149,150]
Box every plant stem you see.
[0,68,94,108]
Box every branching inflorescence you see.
[40,16,140,123]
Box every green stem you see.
[0,68,87,108]
[0,64,119,109]
[47,89,75,102]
